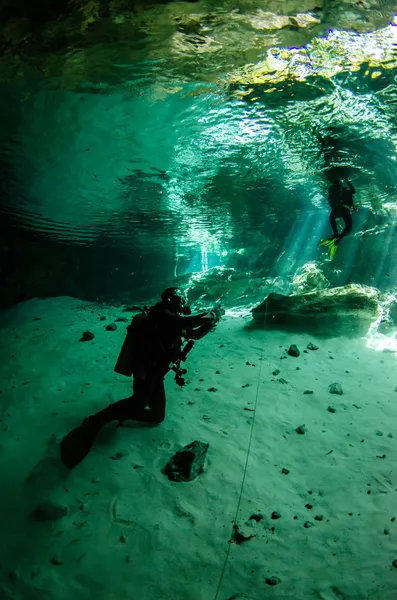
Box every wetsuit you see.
[328,179,356,241]
[84,305,217,426]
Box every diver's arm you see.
[345,178,356,195]
[186,321,216,340]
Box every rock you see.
[392,559,397,569]
[292,263,330,294]
[281,468,290,474]
[109,452,125,460]
[271,511,281,519]
[296,424,307,435]
[265,576,281,586]
[116,317,129,322]
[100,316,106,320]
[164,440,209,482]
[278,378,288,384]
[287,344,300,357]
[231,524,254,544]
[208,387,217,392]
[80,331,94,342]
[31,501,68,522]
[307,342,319,351]
[305,504,313,509]
[249,514,263,522]
[327,406,336,413]
[106,323,117,331]
[329,382,343,395]
[304,521,314,528]
[304,390,314,395]
[251,285,380,333]
[272,369,280,376]
[314,515,324,521]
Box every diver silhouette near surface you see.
[61,288,223,469]
[318,175,357,260]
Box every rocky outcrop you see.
[251,284,380,330]
[164,440,209,482]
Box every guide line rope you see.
[213,302,268,600]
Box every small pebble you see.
[249,514,263,522]
[327,406,336,413]
[100,316,106,321]
[304,390,313,395]
[384,529,389,535]
[296,424,307,435]
[307,342,319,351]
[278,378,288,384]
[80,331,94,342]
[329,382,343,395]
[271,511,281,520]
[272,369,280,376]
[208,387,217,392]
[106,323,117,331]
[305,504,313,510]
[282,468,290,475]
[304,521,314,528]
[393,559,397,568]
[241,383,250,388]
[265,576,280,586]
[287,344,300,357]
[314,515,323,521]
[120,535,126,543]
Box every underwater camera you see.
[172,339,195,387]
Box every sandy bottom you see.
[0,296,396,600]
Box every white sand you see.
[0,296,396,600]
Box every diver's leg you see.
[329,209,339,237]
[61,378,155,468]
[337,207,352,240]
[146,378,166,423]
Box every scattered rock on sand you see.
[249,514,263,522]
[231,524,255,544]
[296,424,307,435]
[307,342,319,350]
[164,441,209,482]
[32,501,68,522]
[287,344,300,357]
[329,382,343,395]
[265,576,281,586]
[80,331,94,342]
[106,323,117,331]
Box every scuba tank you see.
[114,304,196,382]
[114,308,149,377]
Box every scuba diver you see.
[318,176,356,260]
[61,288,224,469]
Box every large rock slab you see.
[251,284,380,328]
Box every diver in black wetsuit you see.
[61,288,223,468]
[318,176,356,260]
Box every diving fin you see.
[328,242,339,260]
[60,419,103,469]
[318,237,336,247]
